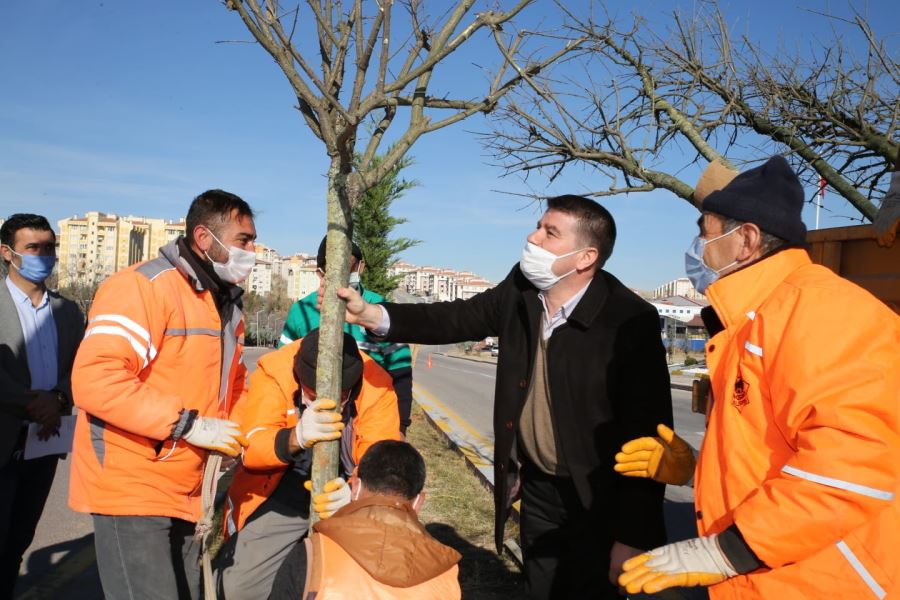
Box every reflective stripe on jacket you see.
[303,495,461,599]
[696,248,900,599]
[224,339,401,536]
[68,240,247,521]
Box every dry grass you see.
[211,402,522,598]
[407,403,523,599]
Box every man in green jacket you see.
[279,236,413,433]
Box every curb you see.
[433,352,497,365]
[412,383,523,568]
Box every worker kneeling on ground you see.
[268,440,462,600]
[216,328,402,600]
[616,156,900,598]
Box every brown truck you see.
[692,223,899,413]
[806,224,900,315]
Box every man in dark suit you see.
[0,213,84,598]
[334,195,673,599]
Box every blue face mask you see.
[7,249,57,283]
[684,227,739,294]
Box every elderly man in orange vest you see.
[616,156,900,599]
[267,440,462,600]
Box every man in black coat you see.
[336,195,673,599]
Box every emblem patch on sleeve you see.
[732,375,750,413]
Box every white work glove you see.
[294,398,344,449]
[619,535,737,594]
[183,417,247,458]
[304,477,352,519]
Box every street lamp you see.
[254,309,265,347]
[266,314,283,347]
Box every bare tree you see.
[224,0,581,511]
[485,1,898,220]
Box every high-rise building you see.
[57,212,185,286]
[247,243,280,296]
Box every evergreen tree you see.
[353,154,420,298]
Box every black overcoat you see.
[383,265,673,552]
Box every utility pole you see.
[816,177,826,230]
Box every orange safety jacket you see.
[68,239,247,521]
[696,248,900,599]
[302,495,461,599]
[224,339,401,536]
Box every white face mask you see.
[348,271,361,291]
[204,229,256,284]
[519,242,589,290]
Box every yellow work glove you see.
[619,535,737,594]
[614,424,695,485]
[303,477,351,519]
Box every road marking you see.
[413,382,495,476]
[427,362,495,379]
[413,383,493,446]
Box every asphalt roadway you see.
[16,346,707,599]
[412,349,707,513]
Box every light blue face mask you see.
[684,227,739,294]
[6,249,57,283]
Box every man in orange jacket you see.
[268,440,462,600]
[69,190,256,600]
[617,157,900,598]
[215,328,401,600]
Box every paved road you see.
[14,347,274,600]
[413,351,706,455]
[412,348,707,531]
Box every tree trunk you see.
[310,155,355,524]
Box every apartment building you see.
[279,253,319,301]
[57,212,185,286]
[247,243,280,296]
[653,277,705,301]
[388,262,493,301]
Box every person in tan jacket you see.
[268,440,462,600]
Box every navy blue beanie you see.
[294,328,363,392]
[703,156,807,245]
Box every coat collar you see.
[568,271,610,328]
[705,247,812,329]
[521,269,610,332]
[161,237,244,307]
[313,494,461,587]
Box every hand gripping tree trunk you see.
[311,156,357,525]
[224,0,581,525]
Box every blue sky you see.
[1,1,895,290]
